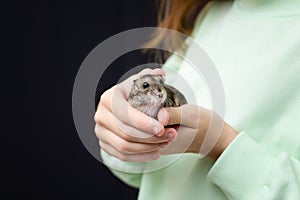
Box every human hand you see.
[157,105,238,161]
[94,68,178,162]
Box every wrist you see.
[186,109,211,154]
[187,118,237,161]
[207,122,238,161]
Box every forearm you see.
[186,110,238,161]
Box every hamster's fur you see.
[128,74,187,119]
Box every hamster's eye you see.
[142,82,150,89]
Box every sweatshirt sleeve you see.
[101,150,144,188]
[207,131,300,200]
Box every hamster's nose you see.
[158,93,163,98]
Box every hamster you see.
[128,74,187,119]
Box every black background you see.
[4,1,158,199]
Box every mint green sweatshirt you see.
[101,0,300,199]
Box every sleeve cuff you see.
[207,131,276,199]
[101,149,182,174]
[101,149,147,173]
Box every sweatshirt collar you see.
[235,0,300,17]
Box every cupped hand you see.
[157,105,238,161]
[94,68,177,162]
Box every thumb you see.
[158,105,201,128]
[157,107,182,126]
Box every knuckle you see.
[94,103,110,125]
[94,125,105,140]
[118,153,129,162]
[94,111,105,125]
[99,87,114,106]
[99,141,105,148]
[118,141,131,153]
[100,89,110,101]
[94,111,101,124]
[94,126,100,138]
[121,131,134,141]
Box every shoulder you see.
[191,1,233,38]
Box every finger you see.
[148,68,165,76]
[160,126,199,155]
[113,68,166,136]
[157,106,181,125]
[130,68,165,83]
[163,127,177,141]
[109,113,174,143]
[100,141,161,162]
[96,68,166,138]
[98,126,169,154]
[96,124,165,154]
[109,86,165,136]
[157,105,201,128]
[96,89,163,137]
[95,108,172,144]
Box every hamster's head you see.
[129,74,167,105]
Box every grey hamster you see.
[128,74,187,119]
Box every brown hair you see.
[146,0,210,62]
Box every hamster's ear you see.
[132,79,138,90]
[159,75,165,83]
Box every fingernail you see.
[168,132,174,140]
[151,152,160,160]
[154,126,164,136]
[160,142,169,148]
